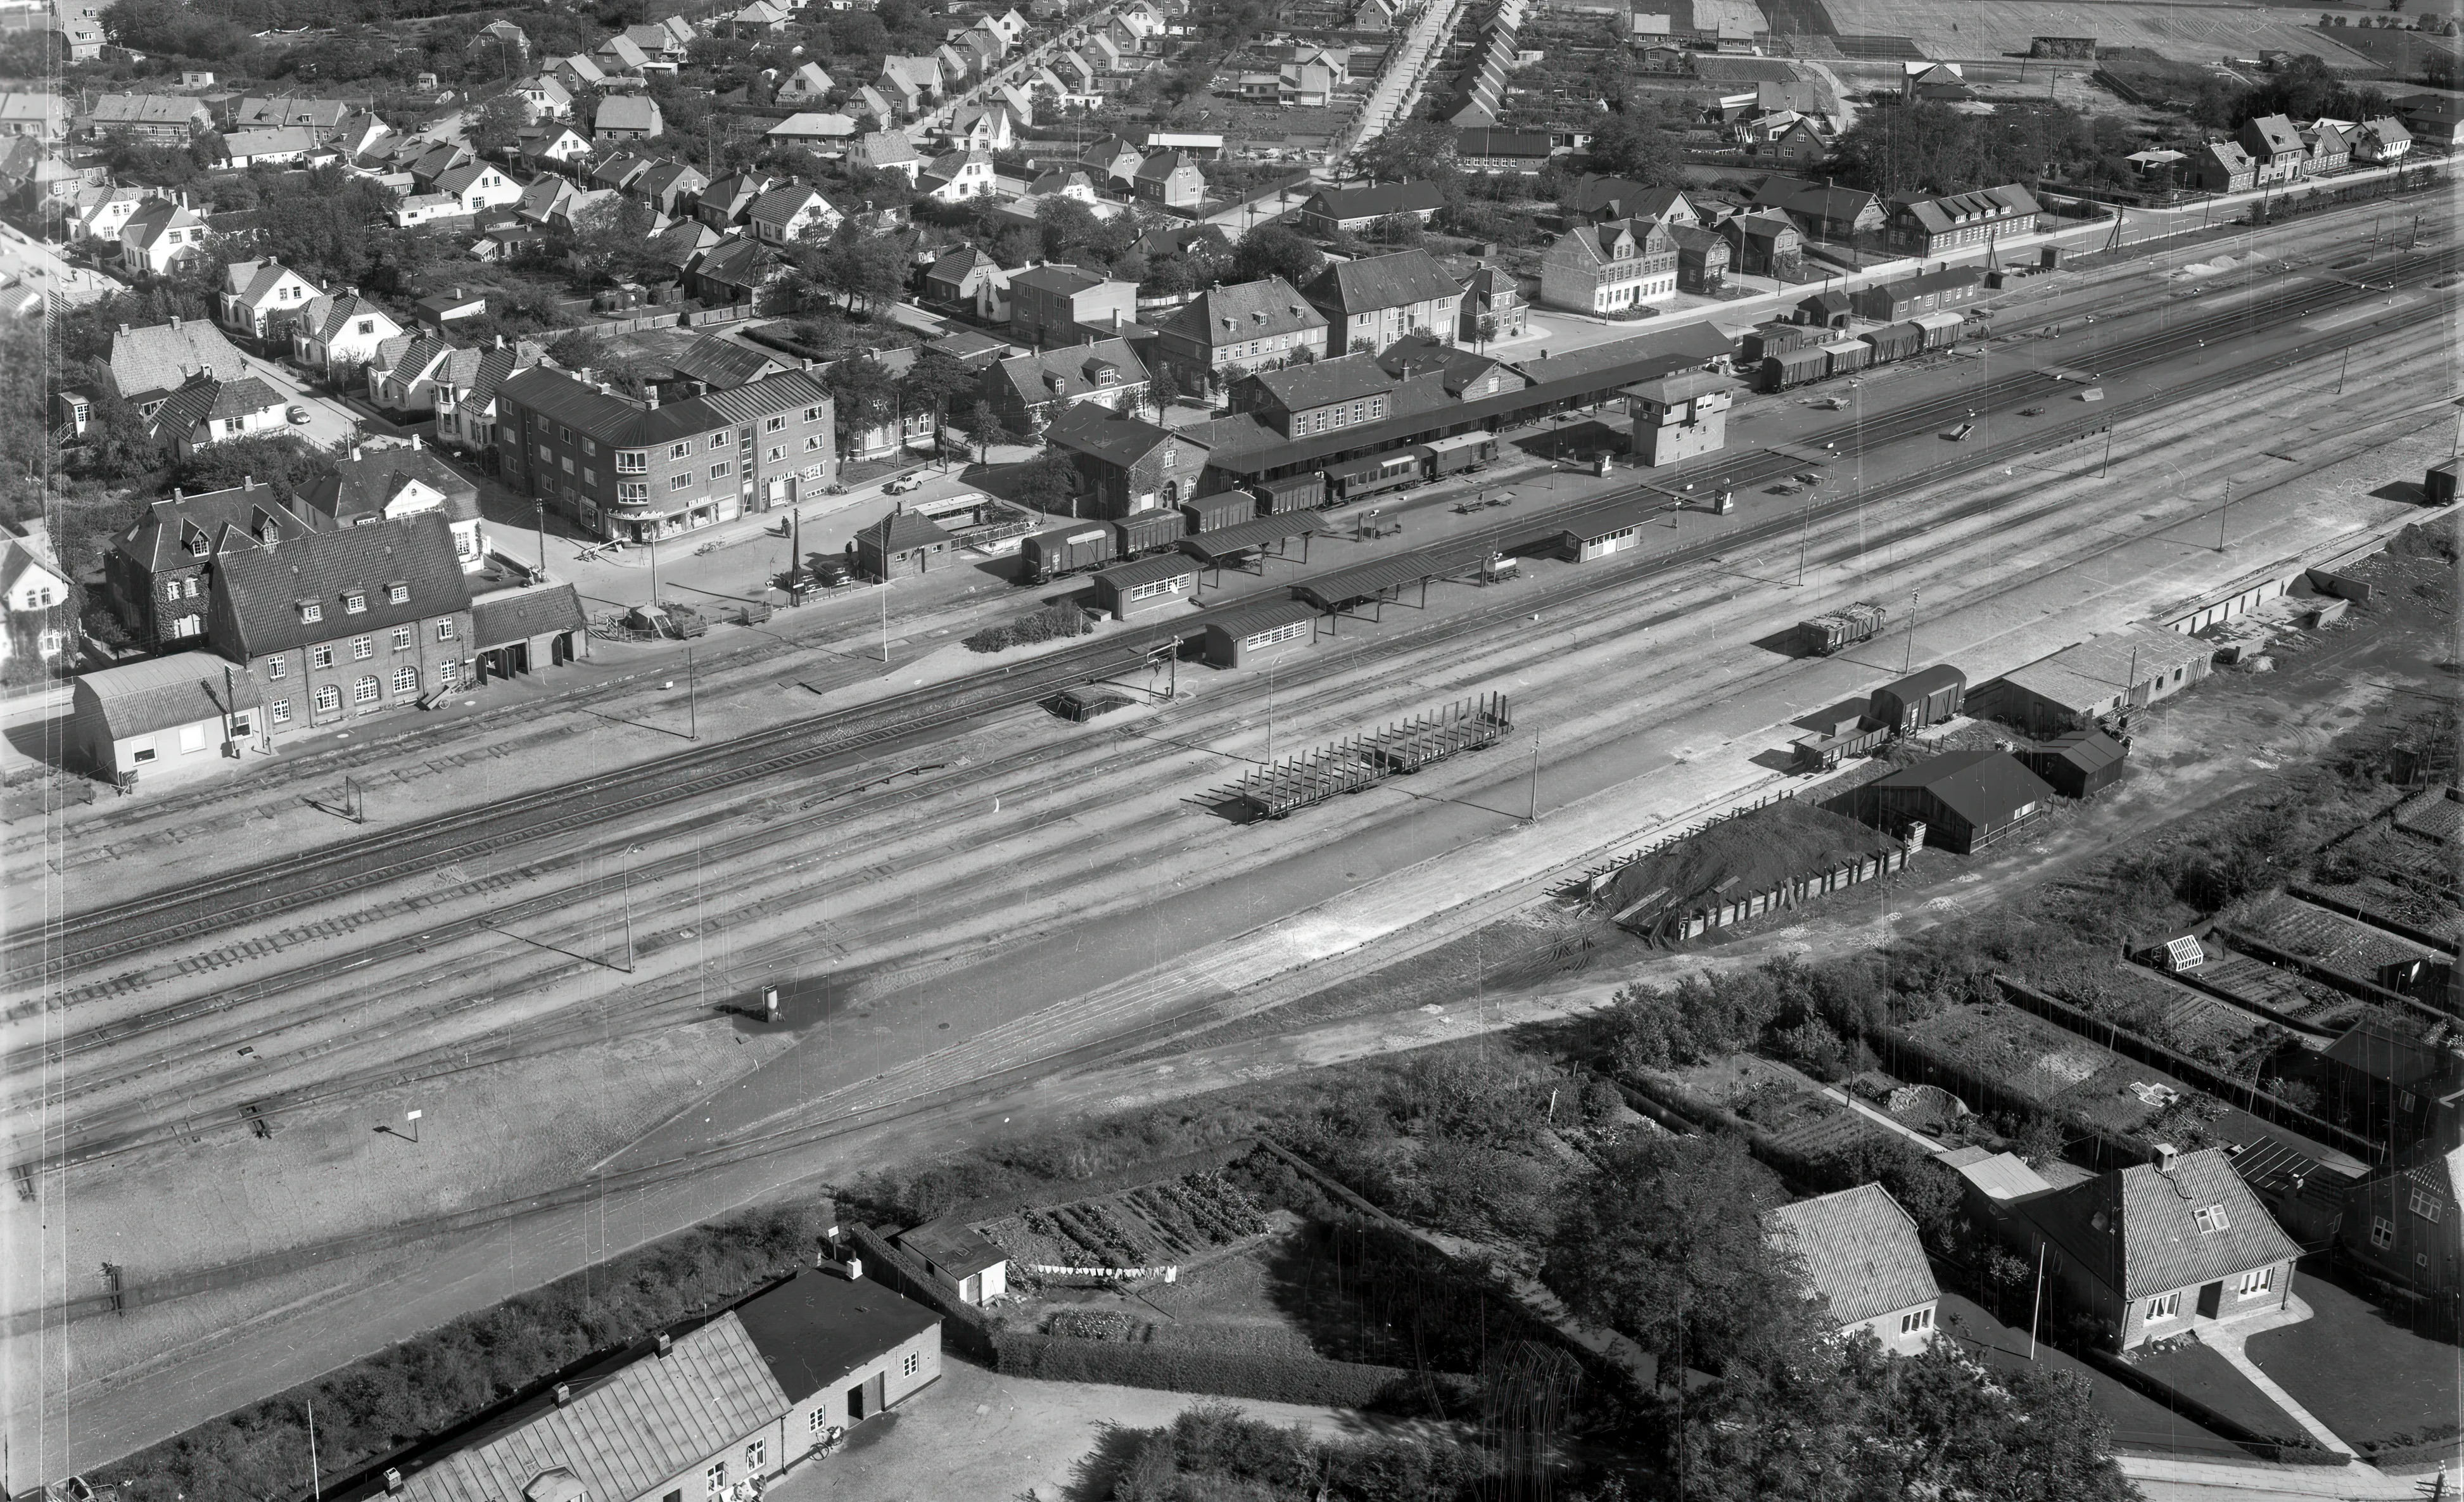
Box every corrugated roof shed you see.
[76,652,264,741]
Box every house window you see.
[2400,1090,2419,1113]
[616,449,647,473]
[803,405,823,423]
[1898,1308,1932,1335]
[436,619,457,642]
[583,438,597,455]
[765,415,787,433]
[271,699,291,724]
[264,656,286,680]
[392,666,419,695]
[387,583,409,604]
[312,645,334,669]
[390,627,412,651]
[583,468,596,487]
[357,319,374,334]
[2411,1185,2443,1222]
[344,591,367,614]
[2142,1292,2180,1323]
[804,435,824,452]
[743,1440,765,1470]
[132,746,156,763]
[351,636,373,660]
[766,446,785,462]
[2237,1267,2273,1298]
[710,461,732,479]
[619,481,650,502]
[670,473,693,492]
[300,601,323,622]
[559,426,573,443]
[352,677,380,705]
[2192,1205,2230,1234]
[740,428,755,450]
[704,1464,727,1496]
[807,1410,831,1435]
[670,440,694,459]
[314,684,341,713]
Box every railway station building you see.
[1201,597,1320,668]
[1043,404,1222,518]
[1090,554,1198,620]
[1990,623,2211,737]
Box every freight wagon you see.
[1870,664,1967,734]
[1013,488,1277,585]
[1796,600,1889,655]
[1113,508,1188,557]
[1740,321,1822,365]
[1020,523,1115,583]
[1759,345,1831,391]
[1756,313,1965,391]
[1910,310,1964,350]
[1858,321,1922,364]
[1819,338,1870,378]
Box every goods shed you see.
[1292,552,1445,625]
[471,583,589,680]
[1559,494,1665,562]
[68,653,265,782]
[1179,512,1321,581]
[1869,663,1965,734]
[1846,748,2055,854]
[1993,623,2211,736]
[1202,597,1322,668]
[1091,553,1198,620]
[2020,727,2128,798]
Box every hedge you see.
[992,1330,1468,1414]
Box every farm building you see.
[1846,748,2054,855]
[2019,727,2128,799]
[67,652,265,782]
[1765,1185,1940,1356]
[362,1264,941,1502]
[1202,598,1321,668]
[1991,623,2211,736]
[1998,1145,2299,1352]
[853,506,955,580]
[1869,664,1965,735]
[892,1223,1009,1305]
[1090,554,1197,619]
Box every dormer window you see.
[300,601,324,623]
[343,591,367,614]
[387,583,409,604]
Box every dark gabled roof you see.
[1865,748,2052,832]
[2018,1148,2301,1301]
[1748,174,1875,223]
[470,582,588,648]
[1045,402,1201,467]
[110,319,248,402]
[1243,353,1396,411]
[115,483,315,575]
[2243,112,2304,156]
[212,512,473,660]
[896,1222,1009,1278]
[691,235,786,290]
[1765,1184,1936,1325]
[2040,726,2127,777]
[298,445,479,527]
[1373,333,1508,395]
[2323,1022,2456,1090]
[1891,184,2041,236]
[923,245,994,288]
[151,376,283,435]
[994,338,1148,407]
[1160,276,1324,347]
[1302,248,1462,319]
[1454,129,1553,158]
[1302,181,1447,220]
[856,506,951,553]
[1565,175,1686,218]
[734,1270,938,1405]
[660,333,780,389]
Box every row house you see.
[1151,276,1326,396]
[218,258,317,346]
[985,338,1148,433]
[2236,113,2306,186]
[87,94,211,145]
[495,366,837,540]
[1881,184,2042,257]
[1538,215,1677,315]
[208,512,476,730]
[1300,249,1464,356]
[106,480,317,652]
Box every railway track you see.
[10,241,2455,983]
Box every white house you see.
[435,160,524,214]
[744,184,841,245]
[293,291,405,383]
[119,198,212,276]
[218,258,317,343]
[516,124,592,165]
[73,186,149,245]
[775,61,835,105]
[941,102,1013,152]
[1765,1185,1941,1357]
[511,73,575,122]
[215,125,325,168]
[1537,216,1677,314]
[0,533,73,667]
[149,373,287,458]
[918,148,996,203]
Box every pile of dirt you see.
[1595,798,1902,922]
[2387,521,2458,565]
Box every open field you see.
[1813,0,2379,66]
[2246,1278,2464,1460]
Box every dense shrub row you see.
[993,1330,1462,1415]
[963,600,1089,653]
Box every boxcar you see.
[1740,322,1820,364]
[1112,508,1188,557]
[1870,663,1967,734]
[1425,431,1496,476]
[1019,523,1114,583]
[1819,338,1870,378]
[1860,322,1922,364]
[1181,490,1256,535]
[1911,310,1964,350]
[1254,473,1326,513]
[1758,345,1831,392]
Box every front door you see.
[846,1380,867,1422]
[2197,1282,2223,1320]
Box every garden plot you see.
[2191,950,2382,1032]
[974,1171,1274,1272]
[1904,1001,2178,1134]
[1813,0,2374,65]
[2232,892,2444,983]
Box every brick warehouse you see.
[495,367,836,543]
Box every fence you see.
[844,1223,996,1359]
[1666,846,1912,939]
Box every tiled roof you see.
[745,184,830,227]
[114,483,314,575]
[1893,184,2041,236]
[1160,276,1323,347]
[1245,353,1395,411]
[2019,1148,2301,1301]
[151,375,281,436]
[2244,112,2303,156]
[390,1313,789,1502]
[856,130,924,165]
[1765,1184,1936,1325]
[1045,402,1200,466]
[499,367,829,449]
[994,337,1147,407]
[120,198,202,248]
[221,126,321,157]
[2202,140,2254,174]
[89,94,205,127]
[1008,262,1112,296]
[690,234,785,290]
[594,95,661,132]
[222,258,296,304]
[74,651,263,742]
[299,445,480,527]
[1748,174,1874,223]
[1304,181,1446,220]
[435,161,500,196]
[470,582,588,648]
[856,505,951,552]
[212,512,472,660]
[1304,248,1463,318]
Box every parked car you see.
[286,405,310,424]
[884,473,925,494]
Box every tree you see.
[1586,104,1685,187]
[1149,362,1180,415]
[898,350,979,458]
[951,399,1012,463]
[1009,451,1079,514]
[169,433,334,506]
[1475,313,1500,351]
[1364,212,1423,246]
[820,355,898,455]
[466,92,529,158]
[1358,120,1457,185]
[1228,224,1323,288]
[821,230,910,316]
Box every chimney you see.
[656,1332,673,1358]
[173,487,184,502]
[170,315,181,329]
[495,334,505,349]
[846,1253,864,1281]
[352,444,364,462]
[384,1472,403,1494]
[2154,1142,2179,1174]
[411,434,422,450]
[642,387,658,410]
[118,322,130,335]
[243,475,253,490]
[554,1384,573,1406]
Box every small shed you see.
[471,583,590,680]
[894,1222,1009,1305]
[854,505,955,579]
[1202,597,1320,668]
[2021,727,2127,798]
[1848,747,2054,854]
[68,653,264,782]
[1559,495,1663,562]
[2427,458,2458,506]
[1091,553,1198,619]
[1869,663,1966,734]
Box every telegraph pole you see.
[2217,477,2234,552]
[1528,737,1540,823]
[1903,589,1919,675]
[685,647,698,740]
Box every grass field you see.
[2129,1339,2320,1447]
[1813,0,2378,66]
[2246,1279,2464,1458]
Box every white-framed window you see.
[704,1463,727,1496]
[390,627,412,651]
[1124,576,1184,602]
[392,666,418,695]
[619,481,650,502]
[351,636,373,661]
[2192,1205,2230,1234]
[2411,1185,2442,1222]
[265,657,286,680]
[803,405,823,423]
[352,677,380,704]
[314,684,341,714]
[808,1408,831,1434]
[1242,620,1307,651]
[436,620,457,642]
[804,434,824,451]
[670,440,694,459]
[343,591,367,614]
[766,445,785,462]
[709,461,732,479]
[1899,1308,1932,1335]
[615,449,647,473]
[740,428,755,450]
[2143,1292,2180,1323]
[312,645,334,669]
[271,699,291,723]
[2237,1267,2273,1298]
[300,601,323,622]
[743,1440,765,1470]
[386,583,409,604]
[901,1350,921,1377]
[670,473,693,492]
[765,414,787,433]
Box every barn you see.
[1847,748,2055,855]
